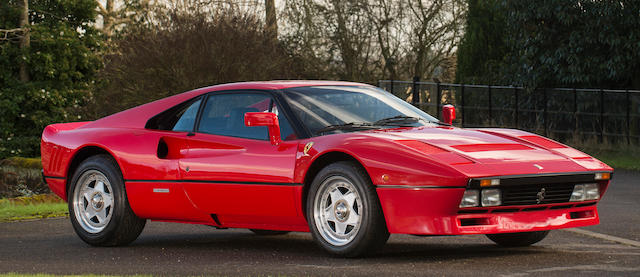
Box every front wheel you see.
[68,155,146,246]
[486,231,550,247]
[307,161,389,257]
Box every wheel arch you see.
[301,151,374,220]
[66,145,121,198]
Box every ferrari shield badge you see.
[303,142,314,156]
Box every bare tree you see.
[405,0,465,80]
[282,0,378,82]
[265,0,277,39]
[282,0,466,83]
[366,0,406,80]
[97,0,152,37]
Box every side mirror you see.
[244,112,281,145]
[442,104,456,125]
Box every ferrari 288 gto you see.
[41,81,613,257]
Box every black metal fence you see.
[377,79,640,144]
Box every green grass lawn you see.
[0,196,67,222]
[590,151,640,171]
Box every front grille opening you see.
[460,217,491,226]
[570,210,595,219]
[501,183,574,206]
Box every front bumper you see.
[376,186,601,235]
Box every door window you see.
[197,93,295,140]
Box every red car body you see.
[41,81,613,237]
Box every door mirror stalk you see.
[244,112,281,145]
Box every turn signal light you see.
[479,179,500,187]
[594,172,610,180]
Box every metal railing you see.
[377,79,640,144]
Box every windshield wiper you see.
[375,115,451,126]
[315,122,378,134]
[374,115,423,126]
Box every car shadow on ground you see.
[121,230,546,262]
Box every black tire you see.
[306,161,389,257]
[249,229,290,236]
[68,155,146,246]
[486,230,550,247]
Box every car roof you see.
[82,80,375,129]
[196,80,373,93]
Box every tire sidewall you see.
[306,162,381,256]
[68,155,127,245]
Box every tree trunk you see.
[265,0,278,40]
[18,0,30,82]
[103,0,114,37]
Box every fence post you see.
[627,89,631,144]
[390,78,394,95]
[574,88,578,133]
[461,84,465,127]
[543,88,548,137]
[412,76,420,107]
[600,89,605,143]
[514,86,519,129]
[436,81,441,118]
[488,85,492,124]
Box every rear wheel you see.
[68,155,146,246]
[249,229,290,236]
[307,161,389,257]
[486,231,550,247]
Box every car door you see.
[125,96,213,223]
[179,91,303,228]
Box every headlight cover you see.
[459,190,480,208]
[570,183,600,201]
[481,188,501,206]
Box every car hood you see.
[368,126,591,165]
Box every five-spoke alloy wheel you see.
[314,175,362,246]
[72,170,114,233]
[307,161,389,257]
[68,155,146,246]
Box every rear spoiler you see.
[42,121,91,136]
[46,121,91,132]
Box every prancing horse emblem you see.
[303,142,314,156]
[536,188,546,204]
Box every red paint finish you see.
[377,187,603,235]
[41,81,613,237]
[450,143,533,152]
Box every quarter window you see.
[145,97,202,131]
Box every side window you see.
[197,93,297,140]
[145,97,202,131]
[198,93,270,140]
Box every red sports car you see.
[41,81,612,257]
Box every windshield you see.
[282,86,439,135]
